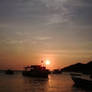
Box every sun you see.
[45,60,51,65]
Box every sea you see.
[0,72,91,92]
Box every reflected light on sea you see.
[0,72,91,92]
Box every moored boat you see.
[5,69,14,75]
[22,65,49,78]
[72,76,92,89]
[52,69,61,74]
[70,73,81,77]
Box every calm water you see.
[0,72,91,92]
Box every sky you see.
[0,0,92,70]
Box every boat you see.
[22,65,50,78]
[70,73,81,76]
[5,69,14,75]
[72,76,92,89]
[52,69,61,74]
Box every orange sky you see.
[0,0,92,70]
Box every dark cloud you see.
[0,0,92,26]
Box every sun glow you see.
[45,60,51,65]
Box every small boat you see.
[52,69,61,74]
[22,65,49,78]
[70,73,81,76]
[5,69,14,75]
[72,76,92,89]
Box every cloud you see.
[0,0,92,27]
[0,0,92,49]
[34,36,52,41]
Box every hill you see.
[61,61,92,74]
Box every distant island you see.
[61,61,92,74]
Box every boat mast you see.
[41,60,44,67]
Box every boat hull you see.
[5,70,14,75]
[72,76,92,89]
[22,71,48,78]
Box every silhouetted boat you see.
[52,69,61,74]
[70,73,81,76]
[5,69,14,75]
[72,76,92,89]
[22,65,49,78]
